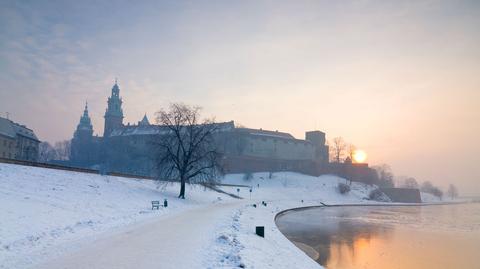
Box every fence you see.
[0,157,249,188]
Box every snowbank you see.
[1,164,392,269]
[211,172,379,268]
[0,163,234,268]
[420,192,442,203]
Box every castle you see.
[70,82,330,176]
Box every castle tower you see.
[74,102,94,139]
[138,114,150,126]
[104,80,124,137]
[71,102,95,165]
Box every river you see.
[276,203,480,269]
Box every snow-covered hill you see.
[221,172,376,204]
[0,163,234,268]
[1,163,409,269]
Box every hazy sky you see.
[1,1,479,194]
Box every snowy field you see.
[0,163,437,269]
[0,163,236,268]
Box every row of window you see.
[2,140,14,148]
[1,151,13,158]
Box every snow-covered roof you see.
[236,128,295,139]
[0,117,39,141]
[109,121,235,137]
[0,117,16,138]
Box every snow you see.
[0,163,235,268]
[1,163,419,269]
[420,191,442,203]
[210,172,379,269]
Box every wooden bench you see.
[151,201,160,210]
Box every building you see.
[70,81,329,176]
[70,102,102,167]
[0,116,40,161]
[0,117,16,159]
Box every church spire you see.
[83,101,89,117]
[139,113,150,126]
[75,101,93,137]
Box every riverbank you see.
[0,163,450,268]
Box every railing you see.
[0,157,99,174]
[0,157,249,188]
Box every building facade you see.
[70,82,330,176]
[0,116,40,161]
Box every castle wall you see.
[379,188,422,203]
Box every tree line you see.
[372,163,459,200]
[38,140,71,163]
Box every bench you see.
[151,201,160,210]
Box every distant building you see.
[69,81,330,176]
[0,116,40,161]
[70,103,101,167]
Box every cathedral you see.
[70,82,330,176]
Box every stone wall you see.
[379,188,422,203]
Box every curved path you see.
[38,201,243,269]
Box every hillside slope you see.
[0,163,234,268]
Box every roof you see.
[235,127,295,139]
[0,117,16,138]
[0,117,39,141]
[12,122,39,141]
[138,114,150,126]
[109,121,235,137]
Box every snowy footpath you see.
[1,163,411,268]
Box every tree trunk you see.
[178,177,186,199]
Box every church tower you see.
[71,102,95,165]
[104,80,124,137]
[74,102,94,139]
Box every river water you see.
[276,203,480,269]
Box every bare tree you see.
[330,137,347,163]
[38,142,56,162]
[447,184,459,200]
[154,103,222,199]
[372,164,395,187]
[402,177,419,189]
[347,143,356,163]
[54,140,71,160]
[421,181,443,199]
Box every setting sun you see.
[353,150,367,163]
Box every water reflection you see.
[276,204,480,269]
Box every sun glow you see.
[353,150,367,163]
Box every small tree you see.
[243,172,253,181]
[330,137,347,163]
[154,103,222,199]
[54,140,71,161]
[372,164,395,187]
[347,143,356,163]
[337,182,351,194]
[38,142,56,162]
[447,184,459,200]
[402,177,419,189]
[421,181,443,199]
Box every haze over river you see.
[276,203,480,269]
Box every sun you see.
[353,150,367,163]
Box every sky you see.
[0,0,479,194]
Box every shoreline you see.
[275,200,473,221]
[271,200,476,268]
